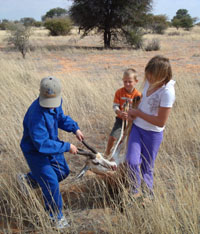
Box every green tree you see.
[44,18,72,36]
[146,14,168,34]
[33,21,43,27]
[42,7,68,21]
[172,9,195,30]
[0,19,11,30]
[20,17,36,27]
[7,23,32,58]
[69,0,152,48]
[175,9,188,19]
[171,18,181,30]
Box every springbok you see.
[76,140,117,178]
[76,95,141,179]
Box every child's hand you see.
[110,157,117,171]
[128,109,139,119]
[69,144,78,154]
[75,129,84,141]
[128,115,134,121]
[120,111,128,120]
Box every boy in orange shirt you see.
[105,68,141,158]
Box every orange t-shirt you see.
[113,87,141,118]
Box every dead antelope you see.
[76,96,140,178]
[76,140,117,178]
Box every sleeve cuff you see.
[65,142,71,152]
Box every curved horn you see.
[132,96,141,108]
[77,148,96,160]
[76,164,90,179]
[81,140,98,154]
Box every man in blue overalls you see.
[20,76,84,229]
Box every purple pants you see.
[126,124,163,194]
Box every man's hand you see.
[69,144,78,154]
[75,129,84,141]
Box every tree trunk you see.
[104,30,111,48]
[21,50,26,59]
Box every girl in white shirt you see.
[126,55,175,199]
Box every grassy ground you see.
[0,26,200,233]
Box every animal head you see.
[76,140,117,178]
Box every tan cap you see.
[39,76,61,108]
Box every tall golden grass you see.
[0,26,199,233]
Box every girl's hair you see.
[145,55,172,87]
[123,68,138,81]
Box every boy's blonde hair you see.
[145,55,172,87]
[123,68,138,81]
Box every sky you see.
[0,0,199,22]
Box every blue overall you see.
[20,98,79,219]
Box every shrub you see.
[151,15,168,34]
[42,7,68,21]
[144,39,160,51]
[168,31,180,36]
[44,18,72,36]
[0,20,11,30]
[20,17,36,27]
[124,27,144,49]
[7,23,32,58]
[145,14,168,34]
[152,23,167,34]
[33,21,43,27]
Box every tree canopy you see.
[44,18,72,36]
[42,7,68,21]
[145,14,168,34]
[20,17,36,27]
[69,0,152,48]
[172,9,195,30]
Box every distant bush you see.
[168,31,180,36]
[6,23,32,58]
[171,9,195,30]
[144,39,160,51]
[152,23,167,34]
[42,8,68,21]
[33,21,43,27]
[20,17,36,27]
[151,15,168,34]
[124,27,144,49]
[44,18,72,36]
[0,20,12,30]
[0,22,7,30]
[192,53,200,57]
[145,14,168,34]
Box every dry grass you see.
[0,26,200,233]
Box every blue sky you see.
[0,0,199,21]
[153,0,199,20]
